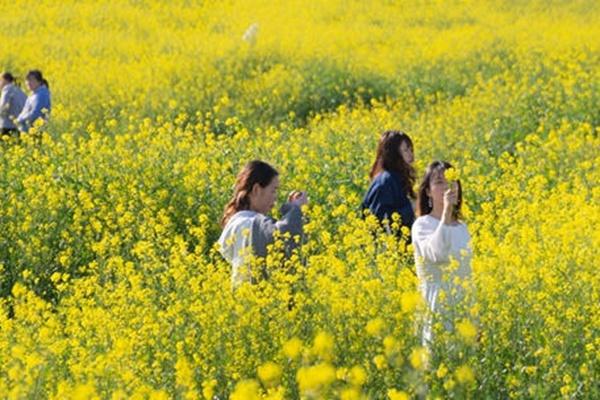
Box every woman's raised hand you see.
[288,190,308,207]
[442,182,458,224]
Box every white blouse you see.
[411,215,472,342]
[218,210,258,286]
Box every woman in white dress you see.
[411,161,472,345]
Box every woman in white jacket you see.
[411,161,472,345]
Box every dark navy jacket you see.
[361,170,415,235]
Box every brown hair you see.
[416,160,462,220]
[2,72,16,83]
[369,130,416,199]
[221,160,279,227]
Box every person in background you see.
[411,161,473,345]
[0,72,27,137]
[361,130,416,239]
[16,70,51,133]
[218,160,308,287]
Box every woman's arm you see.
[251,204,303,258]
[412,184,461,262]
[412,220,452,263]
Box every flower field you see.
[0,0,598,398]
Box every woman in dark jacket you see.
[361,130,416,238]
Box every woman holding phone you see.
[218,160,308,287]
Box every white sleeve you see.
[412,220,452,263]
[0,90,10,117]
[17,96,33,123]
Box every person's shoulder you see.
[412,215,436,229]
[364,172,388,195]
[378,170,394,180]
[456,220,469,230]
[5,85,17,95]
[380,169,409,188]
[219,211,257,242]
[371,170,396,186]
[233,210,259,219]
[226,210,258,227]
[442,219,468,229]
[413,215,431,224]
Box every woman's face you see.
[427,169,448,209]
[249,175,279,214]
[399,140,414,165]
[26,77,40,91]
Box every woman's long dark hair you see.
[416,160,462,220]
[369,130,416,199]
[26,70,49,88]
[221,160,279,227]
